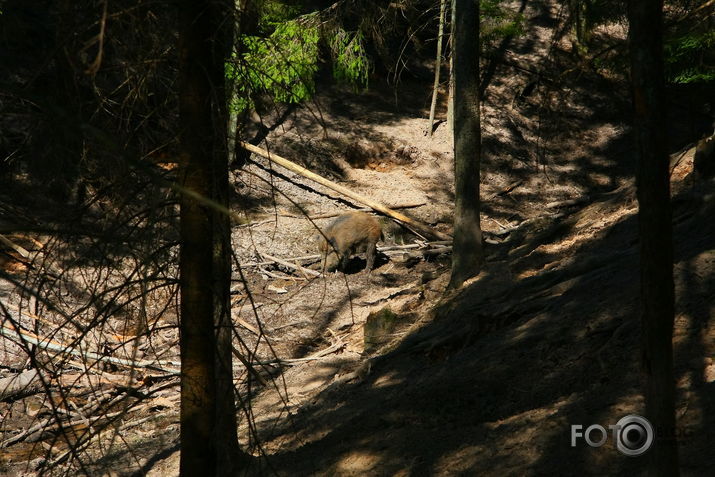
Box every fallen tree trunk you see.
[0,369,42,401]
[239,142,451,241]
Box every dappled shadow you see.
[220,1,715,473]
[3,0,713,473]
[252,171,714,476]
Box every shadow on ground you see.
[244,172,714,476]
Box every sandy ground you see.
[1,0,714,475]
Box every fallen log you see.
[0,369,42,401]
[240,141,451,241]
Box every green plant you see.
[228,15,320,113]
[480,0,525,54]
[227,5,371,114]
[665,30,715,84]
[329,28,370,89]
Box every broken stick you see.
[0,234,30,258]
[258,251,321,277]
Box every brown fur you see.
[318,212,383,272]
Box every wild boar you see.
[318,212,383,272]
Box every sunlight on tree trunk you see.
[449,0,484,289]
[628,1,679,475]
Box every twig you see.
[308,204,426,219]
[673,0,715,24]
[237,218,276,228]
[358,281,422,305]
[231,314,261,336]
[241,253,321,267]
[257,266,307,281]
[4,303,78,340]
[256,340,345,366]
[232,346,268,386]
[83,0,108,76]
[378,241,451,252]
[258,251,321,277]
[0,323,180,375]
[417,246,452,256]
[2,391,121,447]
[3,414,54,447]
[0,234,30,258]
[545,197,590,209]
[486,180,524,201]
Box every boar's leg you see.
[365,241,377,271]
[338,252,350,271]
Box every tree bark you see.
[570,0,593,51]
[178,1,244,475]
[449,0,484,289]
[627,1,679,475]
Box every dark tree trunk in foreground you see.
[449,0,484,289]
[178,1,244,475]
[628,1,679,475]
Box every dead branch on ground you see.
[240,142,451,241]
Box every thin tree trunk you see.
[449,0,484,289]
[228,0,259,168]
[570,0,592,51]
[447,0,456,132]
[213,5,244,473]
[428,0,447,137]
[178,0,244,475]
[627,1,679,475]
[227,100,239,165]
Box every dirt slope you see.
[1,0,714,475]
[207,0,715,474]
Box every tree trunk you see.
[178,1,244,475]
[428,0,447,137]
[228,0,260,168]
[447,0,456,132]
[570,0,593,51]
[627,1,679,475]
[449,0,484,289]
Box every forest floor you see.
[1,0,714,476]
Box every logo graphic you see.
[612,415,654,456]
[571,414,654,456]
